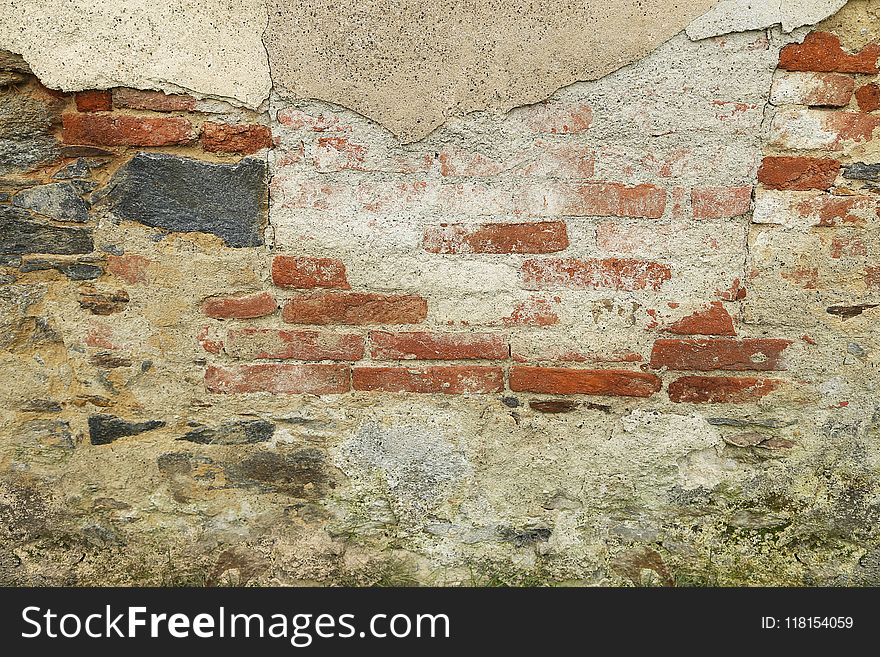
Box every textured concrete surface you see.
[687,0,849,39]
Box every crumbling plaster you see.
[0,1,855,140]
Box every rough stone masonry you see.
[0,1,879,586]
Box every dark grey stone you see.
[0,206,93,255]
[20,399,62,413]
[848,342,867,357]
[13,181,93,222]
[179,419,275,445]
[21,419,74,449]
[843,163,880,182]
[0,92,60,175]
[105,152,267,248]
[53,158,108,180]
[499,526,552,547]
[100,244,124,256]
[0,51,31,74]
[0,71,27,87]
[88,415,166,445]
[225,448,329,496]
[19,258,102,280]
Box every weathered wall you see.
[1,2,880,586]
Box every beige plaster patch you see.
[264,0,719,141]
[0,0,271,108]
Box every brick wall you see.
[2,19,879,586]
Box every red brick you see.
[424,222,568,254]
[865,266,880,289]
[205,364,349,394]
[650,338,791,371]
[503,296,560,326]
[517,182,666,218]
[107,254,151,284]
[788,193,875,228]
[61,113,193,146]
[272,255,350,289]
[202,292,277,320]
[352,366,503,394]
[856,83,880,112]
[370,332,508,360]
[225,328,364,360]
[112,88,196,112]
[665,302,736,336]
[509,366,661,397]
[779,32,880,74]
[519,142,595,178]
[75,90,112,112]
[202,122,273,154]
[522,258,671,291]
[313,136,367,172]
[668,376,782,403]
[757,156,840,191]
[770,108,880,151]
[197,325,223,355]
[691,186,752,219]
[830,236,867,259]
[770,72,855,107]
[283,293,427,325]
[523,102,593,134]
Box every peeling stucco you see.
[0,1,857,140]
[0,0,271,108]
[686,0,849,40]
[264,0,718,141]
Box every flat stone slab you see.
[105,152,267,248]
[0,206,94,255]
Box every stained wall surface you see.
[2,2,880,586]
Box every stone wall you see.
[1,3,879,586]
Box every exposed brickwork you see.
[202,292,278,320]
[272,255,350,289]
[423,222,569,254]
[778,32,880,74]
[352,366,504,394]
[691,187,752,219]
[664,302,736,336]
[517,182,666,218]
[62,113,193,147]
[112,88,197,112]
[855,83,880,112]
[202,122,273,154]
[225,328,365,361]
[522,258,672,291]
[509,367,661,397]
[369,332,508,360]
[205,364,350,394]
[75,90,112,112]
[757,156,840,190]
[650,338,791,371]
[667,376,783,403]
